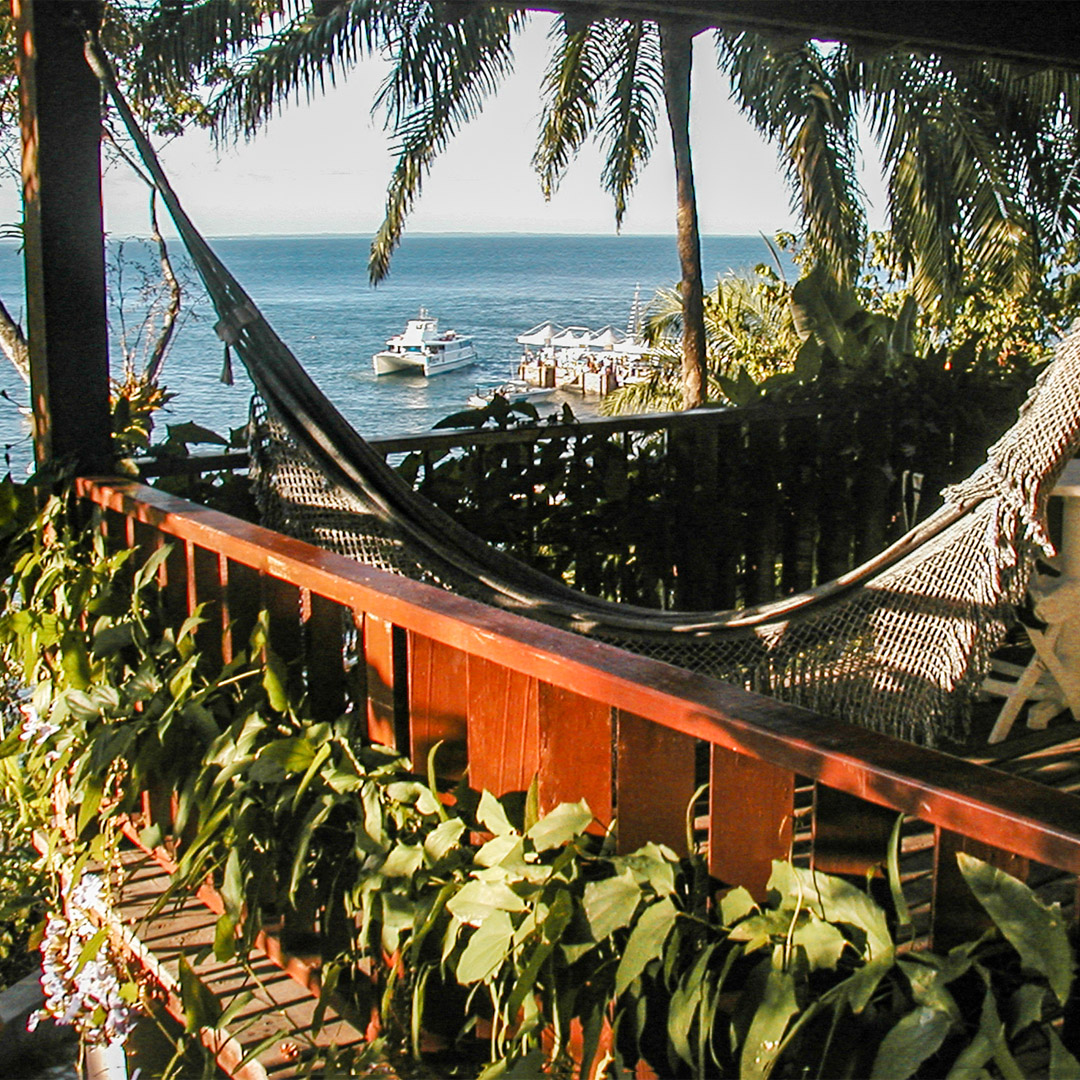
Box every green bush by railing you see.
[0,486,1076,1077]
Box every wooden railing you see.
[140,396,1017,612]
[79,475,1080,950]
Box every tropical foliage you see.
[0,486,1077,1075]
[719,36,1080,324]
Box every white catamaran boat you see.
[372,310,477,376]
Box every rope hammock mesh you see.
[87,41,1080,747]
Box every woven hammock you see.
[88,40,1080,747]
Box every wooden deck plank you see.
[97,847,366,1079]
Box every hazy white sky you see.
[94,16,883,239]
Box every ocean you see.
[0,233,781,474]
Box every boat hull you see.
[372,344,477,377]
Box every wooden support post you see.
[615,711,696,857]
[407,634,469,779]
[931,830,1029,952]
[709,746,794,902]
[16,0,112,475]
[537,685,613,828]
[812,787,898,878]
[465,657,540,797]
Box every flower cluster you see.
[28,875,139,1047]
[18,698,61,761]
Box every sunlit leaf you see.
[957,852,1075,1005]
[615,896,676,997]
[869,1005,953,1079]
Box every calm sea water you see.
[0,233,780,473]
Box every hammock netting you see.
[88,41,1080,747]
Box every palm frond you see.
[369,6,524,282]
[532,16,606,200]
[595,20,663,227]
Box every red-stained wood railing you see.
[79,476,1080,951]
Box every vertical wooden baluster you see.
[465,657,539,797]
[262,575,303,665]
[714,421,742,610]
[931,831,1029,952]
[615,711,696,857]
[745,416,782,607]
[780,414,819,594]
[222,559,261,665]
[811,787,898,877]
[305,594,347,725]
[159,536,188,628]
[709,747,794,901]
[189,545,224,672]
[362,613,404,749]
[537,684,612,830]
[407,632,469,780]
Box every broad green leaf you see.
[424,818,466,863]
[221,848,243,920]
[583,871,641,942]
[668,944,717,1066]
[870,1006,953,1079]
[475,833,523,869]
[770,861,892,959]
[457,909,514,984]
[526,800,593,852]
[822,953,895,1015]
[448,880,528,925]
[615,843,678,895]
[957,852,1075,1004]
[719,886,757,927]
[1007,983,1044,1036]
[898,958,962,1022]
[214,911,237,962]
[381,843,425,879]
[740,966,798,1080]
[178,954,222,1033]
[791,915,847,971]
[477,789,516,837]
[255,737,316,776]
[615,896,677,997]
[506,890,574,1021]
[1047,1025,1080,1080]
[261,646,289,713]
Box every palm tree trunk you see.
[660,19,706,410]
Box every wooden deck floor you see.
[98,847,372,1080]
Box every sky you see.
[3,15,885,240]
[88,16,884,240]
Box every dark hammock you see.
[85,38,1080,746]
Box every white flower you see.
[30,877,140,1047]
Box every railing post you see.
[407,633,469,779]
[931,830,1029,951]
[615,711,696,856]
[670,421,722,608]
[709,746,794,901]
[811,787,897,878]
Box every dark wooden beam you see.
[466,2,1080,72]
[16,0,112,475]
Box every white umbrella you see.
[516,322,561,346]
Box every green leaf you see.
[769,861,892,959]
[898,958,962,1022]
[75,926,109,974]
[477,789,516,837]
[583,871,641,942]
[870,1006,953,1080]
[178,954,222,1033]
[791,915,847,971]
[456,909,514,984]
[166,421,229,447]
[261,645,289,713]
[60,634,92,691]
[1008,983,1044,1036]
[424,818,466,863]
[720,886,758,926]
[448,880,528,925]
[615,896,677,997]
[740,965,799,1080]
[1047,1025,1080,1080]
[957,852,1075,1004]
[526,800,593,852]
[254,737,316,777]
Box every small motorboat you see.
[373,310,477,376]
[467,381,558,408]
